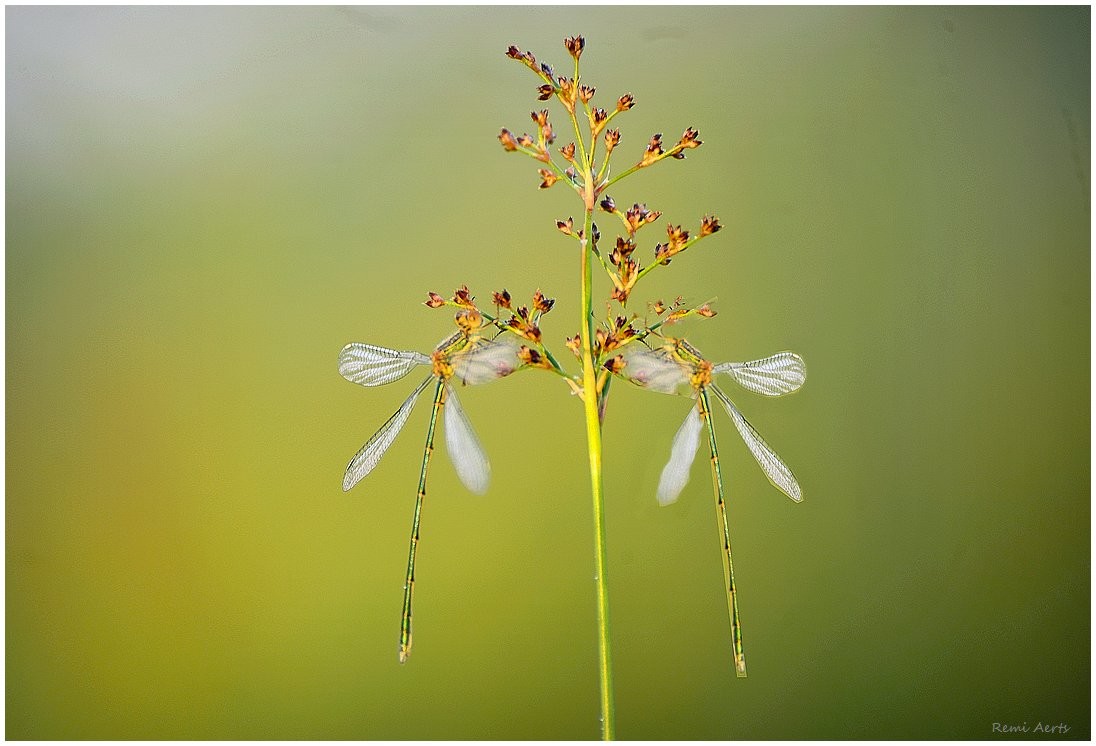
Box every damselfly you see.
[617,338,805,676]
[338,330,522,662]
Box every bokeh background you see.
[6,5,1089,740]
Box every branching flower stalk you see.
[338,35,804,742]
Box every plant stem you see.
[578,192,616,740]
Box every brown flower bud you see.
[537,84,555,101]
[579,84,595,104]
[652,299,667,315]
[700,215,722,236]
[556,217,575,235]
[559,142,576,162]
[492,289,512,309]
[538,169,559,189]
[425,292,446,309]
[697,304,717,318]
[616,93,635,112]
[565,334,582,359]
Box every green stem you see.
[579,198,616,740]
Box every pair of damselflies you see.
[339,328,804,675]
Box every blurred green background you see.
[6,5,1089,740]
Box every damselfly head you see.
[455,307,483,335]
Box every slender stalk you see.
[579,193,615,739]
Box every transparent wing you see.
[339,343,430,387]
[619,346,692,395]
[713,352,806,397]
[451,336,523,386]
[343,376,433,491]
[656,405,703,506]
[712,385,802,502]
[443,385,490,495]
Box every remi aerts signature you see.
[992,722,1071,735]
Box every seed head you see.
[579,84,596,104]
[652,299,667,315]
[678,127,702,149]
[564,35,585,60]
[594,328,608,354]
[531,109,555,144]
[532,289,556,315]
[536,84,555,101]
[452,285,475,308]
[506,313,542,343]
[667,224,690,250]
[599,195,616,213]
[700,215,722,237]
[670,128,702,160]
[616,93,635,112]
[538,169,559,189]
[604,128,621,155]
[498,128,519,151]
[425,291,446,309]
[560,142,576,162]
[610,237,635,266]
[518,345,545,367]
[492,289,512,310]
[565,334,582,359]
[556,217,575,236]
[505,44,538,71]
[697,303,717,318]
[642,133,664,166]
[557,77,578,114]
[624,203,661,234]
[590,108,609,137]
[603,355,626,375]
